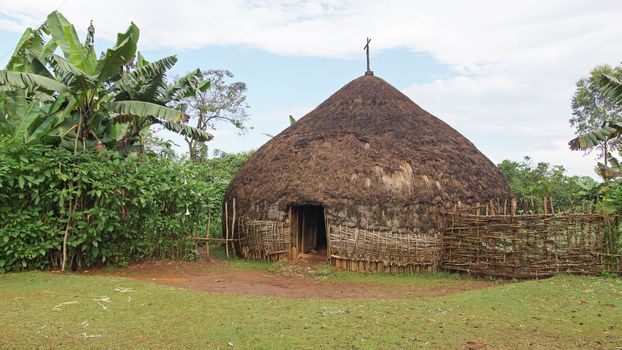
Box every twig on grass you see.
[93,296,111,310]
[81,332,102,340]
[52,301,79,311]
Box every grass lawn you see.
[1,269,621,349]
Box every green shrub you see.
[0,138,222,272]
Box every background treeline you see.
[497,157,596,214]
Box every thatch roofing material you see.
[226,75,511,222]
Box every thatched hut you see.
[223,71,512,272]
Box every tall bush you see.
[0,138,219,272]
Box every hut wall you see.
[231,200,458,233]
[324,204,447,234]
[232,206,444,271]
[231,202,458,270]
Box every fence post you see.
[206,207,211,258]
[543,197,549,215]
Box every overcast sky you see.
[1,1,622,176]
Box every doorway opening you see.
[290,205,327,259]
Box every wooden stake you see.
[353,227,359,257]
[61,197,74,272]
[205,207,211,258]
[195,228,199,256]
[543,197,549,215]
[325,217,331,259]
[301,211,306,254]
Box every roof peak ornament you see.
[364,37,373,76]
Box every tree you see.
[181,70,249,160]
[570,64,622,167]
[112,53,213,150]
[497,157,584,213]
[569,68,622,179]
[0,11,211,152]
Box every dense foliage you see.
[0,138,223,272]
[197,150,253,238]
[497,157,589,213]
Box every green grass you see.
[268,261,491,288]
[207,246,274,271]
[206,246,485,287]
[324,268,488,284]
[1,271,621,349]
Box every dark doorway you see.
[290,205,327,259]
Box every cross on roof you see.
[364,37,373,76]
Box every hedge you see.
[0,138,225,272]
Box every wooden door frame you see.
[289,204,326,258]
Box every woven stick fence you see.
[234,216,290,261]
[329,224,441,272]
[443,211,610,278]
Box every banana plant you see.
[263,115,297,138]
[599,73,622,106]
[569,72,622,179]
[112,53,211,147]
[569,122,622,179]
[0,92,75,144]
[0,22,69,144]
[569,71,622,150]
[568,121,622,150]
[0,11,212,151]
[575,177,602,201]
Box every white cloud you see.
[1,1,619,60]
[404,69,594,176]
[1,0,621,174]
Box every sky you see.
[1,1,622,176]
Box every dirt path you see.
[83,260,499,300]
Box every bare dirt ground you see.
[82,257,500,300]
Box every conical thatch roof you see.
[226,74,511,226]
